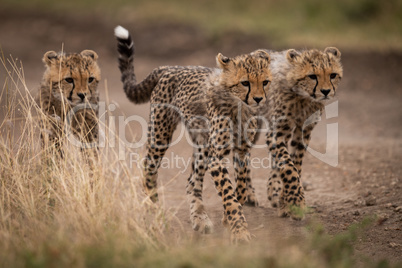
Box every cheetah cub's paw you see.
[191,211,213,234]
[230,225,252,244]
[244,194,259,207]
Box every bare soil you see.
[1,8,401,264]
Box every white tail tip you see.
[114,26,129,39]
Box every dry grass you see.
[0,56,175,267]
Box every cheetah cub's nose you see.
[253,97,263,104]
[77,93,86,100]
[320,89,331,97]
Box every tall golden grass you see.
[0,56,176,267]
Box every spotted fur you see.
[37,50,100,155]
[261,47,343,219]
[115,26,272,242]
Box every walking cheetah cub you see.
[115,26,272,242]
[263,47,343,219]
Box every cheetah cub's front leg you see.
[233,148,259,207]
[186,150,214,234]
[208,115,252,243]
[266,124,307,220]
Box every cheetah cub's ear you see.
[43,51,59,66]
[286,49,302,63]
[252,49,271,62]
[81,50,99,61]
[216,53,232,69]
[324,47,341,59]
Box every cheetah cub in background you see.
[37,50,100,156]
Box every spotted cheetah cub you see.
[262,47,343,219]
[38,50,100,156]
[115,26,272,242]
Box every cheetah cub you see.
[115,26,272,243]
[262,47,343,219]
[37,50,100,156]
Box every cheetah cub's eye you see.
[241,81,250,87]
[65,78,74,83]
[308,74,317,80]
[88,77,95,83]
[263,80,270,86]
[330,73,337,79]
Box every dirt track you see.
[1,8,401,263]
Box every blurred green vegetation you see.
[14,218,401,268]
[3,0,402,50]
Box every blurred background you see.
[1,0,402,61]
[2,0,402,52]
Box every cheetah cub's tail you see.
[115,26,133,60]
[114,26,156,104]
[115,25,135,76]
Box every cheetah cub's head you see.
[217,50,272,107]
[286,47,343,102]
[42,50,101,106]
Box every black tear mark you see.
[67,81,75,101]
[311,79,318,99]
[244,84,251,104]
